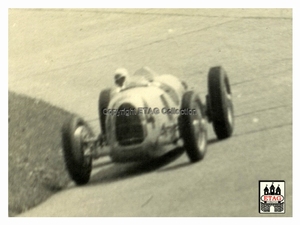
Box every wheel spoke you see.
[227,106,233,126]
[192,104,206,152]
[74,126,91,155]
[197,120,206,152]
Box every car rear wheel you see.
[98,88,111,135]
[208,66,234,139]
[62,116,94,185]
[179,91,208,162]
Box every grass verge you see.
[8,91,73,216]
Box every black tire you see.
[179,91,208,162]
[98,88,111,135]
[208,66,234,139]
[62,116,94,185]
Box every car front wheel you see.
[179,91,208,162]
[61,116,94,185]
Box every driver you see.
[114,68,129,92]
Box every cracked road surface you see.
[9,9,292,216]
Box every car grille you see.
[116,103,144,146]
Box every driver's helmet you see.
[114,68,129,88]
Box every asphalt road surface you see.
[9,9,292,217]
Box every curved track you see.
[9,9,292,216]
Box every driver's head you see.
[114,68,129,87]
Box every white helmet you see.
[114,68,129,87]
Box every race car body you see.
[61,66,234,185]
[105,68,188,162]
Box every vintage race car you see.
[61,66,234,185]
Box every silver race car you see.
[61,66,234,185]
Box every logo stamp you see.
[259,180,285,214]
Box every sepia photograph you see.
[7,6,294,219]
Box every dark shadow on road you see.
[157,161,191,173]
[207,138,219,145]
[156,137,225,172]
[88,137,224,186]
[88,147,185,186]
[207,137,234,145]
